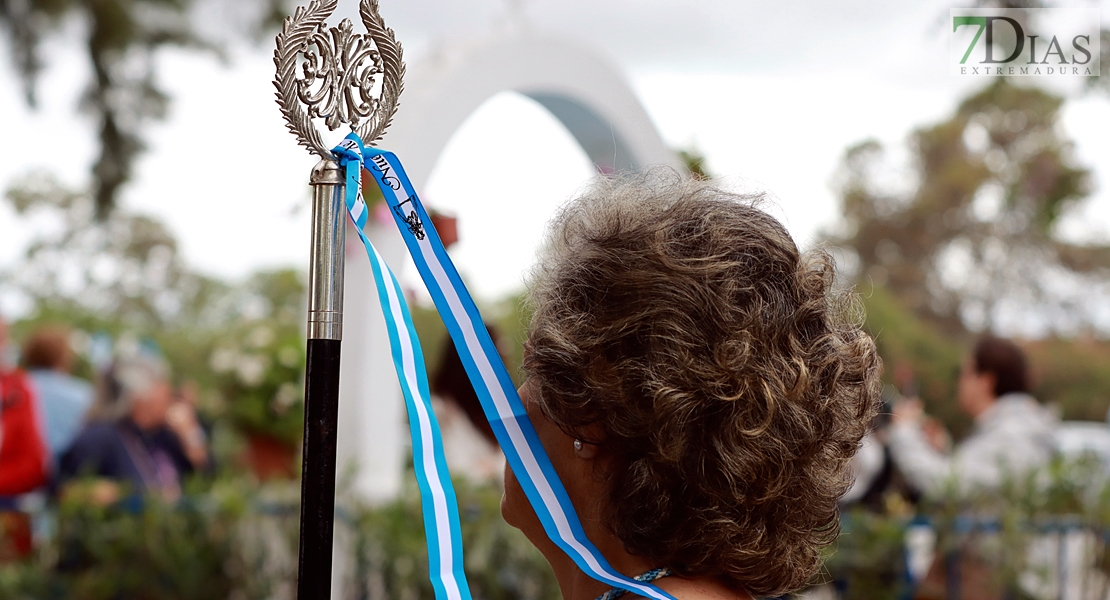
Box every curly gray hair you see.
[524,168,881,597]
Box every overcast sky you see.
[1,0,1107,313]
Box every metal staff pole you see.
[273,0,404,597]
[298,158,345,600]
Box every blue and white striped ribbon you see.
[331,131,677,600]
[333,136,471,600]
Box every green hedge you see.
[0,478,556,600]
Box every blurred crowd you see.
[0,315,211,558]
[0,319,1090,516]
[0,313,509,561]
[4,305,1103,597]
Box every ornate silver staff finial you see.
[274,0,405,158]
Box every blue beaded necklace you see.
[593,568,673,600]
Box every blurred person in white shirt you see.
[890,336,1057,496]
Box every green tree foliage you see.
[0,0,286,219]
[1,0,204,219]
[1026,337,1110,422]
[4,173,220,328]
[835,79,1110,434]
[833,78,1106,337]
[206,269,307,443]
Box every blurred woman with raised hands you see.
[59,352,209,503]
[500,170,882,600]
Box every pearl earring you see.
[573,439,583,451]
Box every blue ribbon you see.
[333,136,470,600]
[332,132,677,600]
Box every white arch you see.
[335,33,678,508]
[385,34,683,184]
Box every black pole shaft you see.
[297,338,342,600]
[298,159,346,600]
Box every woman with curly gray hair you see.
[500,170,881,600]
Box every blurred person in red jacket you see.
[0,315,50,560]
[0,316,50,496]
